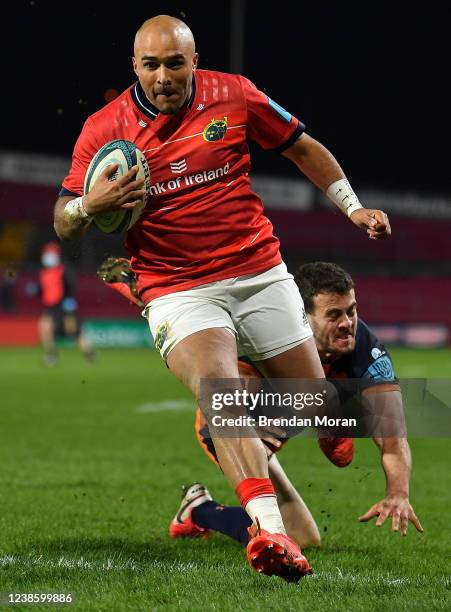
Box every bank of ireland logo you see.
[203,117,228,142]
[169,159,187,174]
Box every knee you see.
[298,521,321,548]
[305,529,321,548]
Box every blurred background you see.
[1,0,449,350]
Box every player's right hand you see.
[83,164,146,216]
[358,495,423,536]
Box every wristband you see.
[64,197,92,223]
[326,178,363,217]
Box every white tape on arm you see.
[326,179,363,217]
[63,197,92,224]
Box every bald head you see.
[132,15,198,115]
[134,15,195,56]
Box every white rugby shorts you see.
[143,262,312,361]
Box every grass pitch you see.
[0,347,450,610]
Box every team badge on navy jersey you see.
[366,355,395,381]
[203,117,228,141]
[371,347,385,359]
[326,319,398,392]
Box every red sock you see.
[235,477,275,508]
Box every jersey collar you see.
[131,75,197,121]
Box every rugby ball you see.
[83,139,150,233]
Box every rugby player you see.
[99,260,423,550]
[55,15,391,581]
[38,242,95,365]
[176,263,423,546]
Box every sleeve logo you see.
[203,117,228,141]
[268,98,292,123]
[366,355,395,381]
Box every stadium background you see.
[1,3,450,610]
[1,1,449,347]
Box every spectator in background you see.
[0,268,17,312]
[38,242,95,366]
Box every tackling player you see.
[99,260,423,550]
[55,15,391,581]
[174,263,423,546]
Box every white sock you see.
[245,495,286,534]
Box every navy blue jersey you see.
[317,319,398,423]
[323,319,397,387]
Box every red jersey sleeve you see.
[62,117,102,195]
[238,75,305,151]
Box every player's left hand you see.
[358,495,423,536]
[350,209,391,240]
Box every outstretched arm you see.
[283,133,391,240]
[359,436,423,536]
[357,386,423,536]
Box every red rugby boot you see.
[246,520,312,582]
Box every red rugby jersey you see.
[40,265,65,306]
[62,70,305,302]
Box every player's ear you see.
[132,56,138,76]
[192,53,199,71]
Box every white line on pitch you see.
[0,555,197,573]
[136,399,193,413]
[1,556,449,587]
